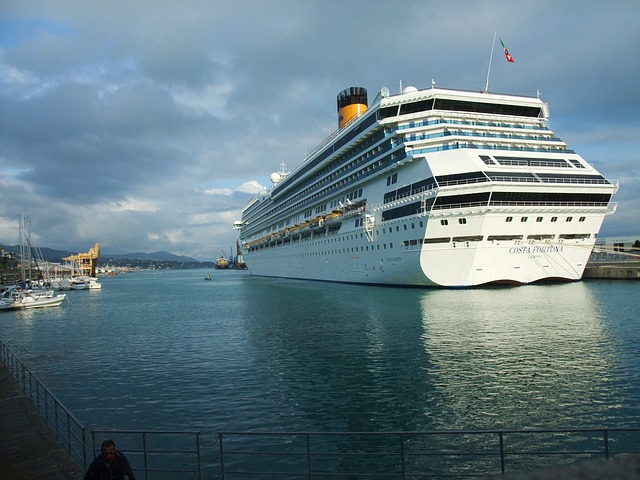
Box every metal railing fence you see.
[217,428,640,479]
[0,339,87,467]
[0,340,207,479]
[3,339,639,479]
[88,429,205,480]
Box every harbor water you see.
[1,271,639,460]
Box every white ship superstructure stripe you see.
[234,85,617,287]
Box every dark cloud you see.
[1,0,638,260]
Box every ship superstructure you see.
[234,84,618,287]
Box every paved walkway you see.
[0,363,84,480]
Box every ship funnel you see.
[337,87,368,128]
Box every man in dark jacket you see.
[84,438,136,480]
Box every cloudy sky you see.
[1,1,638,261]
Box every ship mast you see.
[484,32,497,93]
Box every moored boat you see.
[15,290,66,309]
[234,83,618,287]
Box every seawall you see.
[583,262,640,280]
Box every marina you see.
[0,269,639,477]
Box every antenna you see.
[484,32,497,93]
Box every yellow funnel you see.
[337,87,368,128]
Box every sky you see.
[1,1,639,261]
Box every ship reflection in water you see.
[419,283,626,430]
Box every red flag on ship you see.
[500,37,515,63]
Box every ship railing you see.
[397,130,565,145]
[395,117,552,132]
[217,428,640,479]
[537,177,616,185]
[402,144,575,155]
[488,201,611,208]
[302,111,367,164]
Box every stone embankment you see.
[582,262,640,280]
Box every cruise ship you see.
[234,84,618,287]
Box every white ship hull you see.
[236,85,617,287]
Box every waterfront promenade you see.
[0,363,83,480]
[3,360,640,479]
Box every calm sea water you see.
[1,270,639,441]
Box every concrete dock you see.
[0,363,84,480]
[583,261,640,280]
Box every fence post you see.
[306,433,312,479]
[218,433,225,480]
[399,433,406,480]
[196,432,202,480]
[499,431,505,474]
[142,431,149,480]
[603,429,610,459]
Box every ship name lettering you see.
[508,246,564,255]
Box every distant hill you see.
[101,251,199,263]
[1,245,200,264]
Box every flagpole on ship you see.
[484,31,496,93]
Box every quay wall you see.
[583,262,640,280]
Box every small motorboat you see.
[16,291,66,309]
[204,275,212,281]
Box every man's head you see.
[101,439,116,462]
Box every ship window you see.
[458,218,467,224]
[579,216,586,222]
[404,224,408,230]
[559,233,590,239]
[527,234,555,240]
[433,98,542,117]
[453,236,483,242]
[441,220,448,226]
[488,235,524,241]
[566,217,573,222]
[536,217,543,222]
[521,217,528,222]
[424,237,451,244]
[506,217,513,222]
[551,217,558,222]
[378,106,399,119]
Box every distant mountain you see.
[1,245,200,264]
[101,251,199,262]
